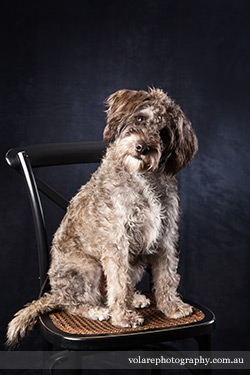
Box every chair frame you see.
[6,141,216,372]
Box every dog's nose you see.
[136,142,150,155]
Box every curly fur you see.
[7,87,198,348]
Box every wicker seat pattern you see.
[49,294,205,336]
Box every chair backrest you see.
[5,142,106,288]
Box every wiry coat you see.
[7,88,198,347]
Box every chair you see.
[6,141,215,373]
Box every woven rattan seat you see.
[48,294,204,336]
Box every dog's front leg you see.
[151,246,193,319]
[101,251,144,328]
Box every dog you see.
[7,88,198,347]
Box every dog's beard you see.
[124,155,144,173]
[124,154,160,173]
[117,134,161,174]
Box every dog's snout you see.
[136,143,144,153]
[136,142,150,155]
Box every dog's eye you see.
[125,127,136,136]
[136,116,145,124]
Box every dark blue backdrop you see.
[1,0,249,360]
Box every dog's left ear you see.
[162,112,198,176]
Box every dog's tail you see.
[7,293,60,348]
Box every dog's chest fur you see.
[106,171,173,254]
[64,158,178,259]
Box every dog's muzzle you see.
[135,142,151,157]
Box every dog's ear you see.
[103,89,149,142]
[161,111,198,176]
[103,90,129,142]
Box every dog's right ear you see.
[103,90,133,142]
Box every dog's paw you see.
[97,307,111,321]
[161,301,193,319]
[132,292,150,309]
[111,310,144,328]
[90,307,110,321]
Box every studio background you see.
[0,0,249,361]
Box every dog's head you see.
[103,88,198,175]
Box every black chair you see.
[6,142,215,373]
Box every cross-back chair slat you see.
[5,141,107,287]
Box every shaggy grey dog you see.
[7,88,198,347]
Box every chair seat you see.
[49,294,204,335]
[39,293,215,350]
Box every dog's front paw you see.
[160,301,193,319]
[111,310,144,328]
[86,306,110,321]
[96,307,111,321]
[132,292,150,309]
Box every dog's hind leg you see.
[49,258,110,321]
